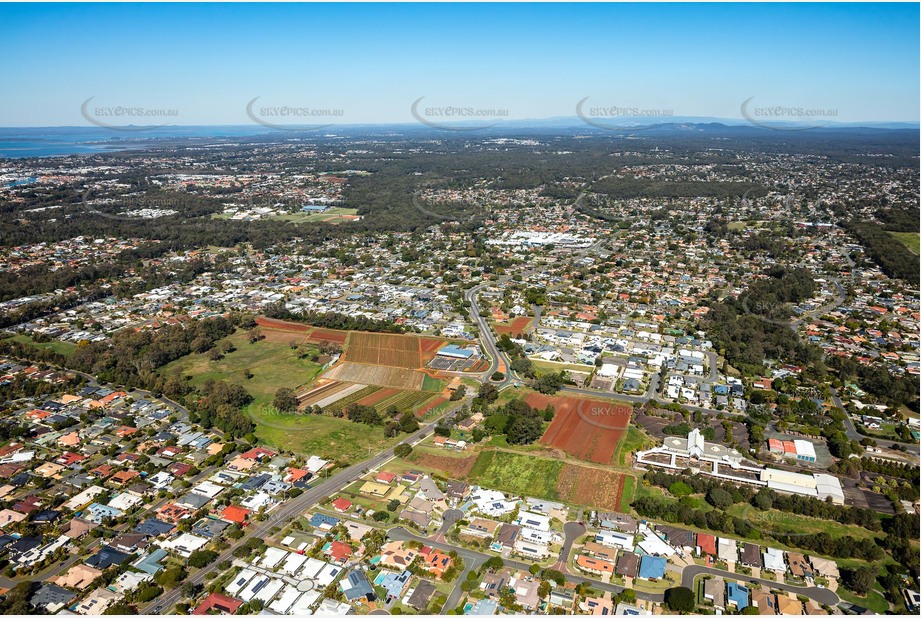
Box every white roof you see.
[268,586,302,614]
[281,552,308,575]
[763,547,786,572]
[253,578,284,604]
[793,440,817,459]
[225,568,257,596]
[259,546,289,569]
[638,524,675,557]
[717,537,738,562]
[297,557,327,580]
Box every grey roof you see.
[407,579,438,610]
[31,583,76,609]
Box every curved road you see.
[680,565,839,606]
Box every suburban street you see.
[142,408,456,613]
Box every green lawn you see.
[468,450,563,500]
[248,402,399,465]
[612,425,652,468]
[836,586,890,614]
[620,475,636,512]
[9,334,77,357]
[159,331,323,405]
[421,373,446,392]
[889,231,920,255]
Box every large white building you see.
[636,429,844,504]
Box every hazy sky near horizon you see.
[1,2,918,126]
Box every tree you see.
[450,384,467,401]
[505,414,544,445]
[664,587,695,613]
[394,443,413,458]
[103,603,138,615]
[483,556,504,571]
[478,382,499,403]
[387,499,401,512]
[188,550,217,569]
[491,371,505,381]
[272,388,298,414]
[706,487,734,509]
[842,566,876,596]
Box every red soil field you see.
[420,337,447,363]
[494,316,533,337]
[356,388,401,407]
[556,464,628,512]
[529,394,632,465]
[411,451,478,477]
[415,396,448,417]
[307,328,348,344]
[255,316,312,332]
[346,332,421,368]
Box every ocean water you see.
[0,126,279,159]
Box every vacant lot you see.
[493,316,534,337]
[468,451,564,500]
[556,464,631,512]
[248,403,397,464]
[529,393,632,465]
[324,361,424,390]
[346,332,421,368]
[410,449,479,477]
[160,330,323,405]
[9,334,77,358]
[890,231,920,254]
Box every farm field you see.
[324,361,424,390]
[160,330,323,405]
[409,448,479,477]
[345,331,421,368]
[254,317,349,346]
[454,449,633,511]
[370,389,439,416]
[531,393,632,465]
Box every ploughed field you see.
[528,393,632,465]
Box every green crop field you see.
[373,390,437,414]
[421,373,446,392]
[468,450,564,500]
[321,385,380,414]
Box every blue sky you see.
[0,2,918,126]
